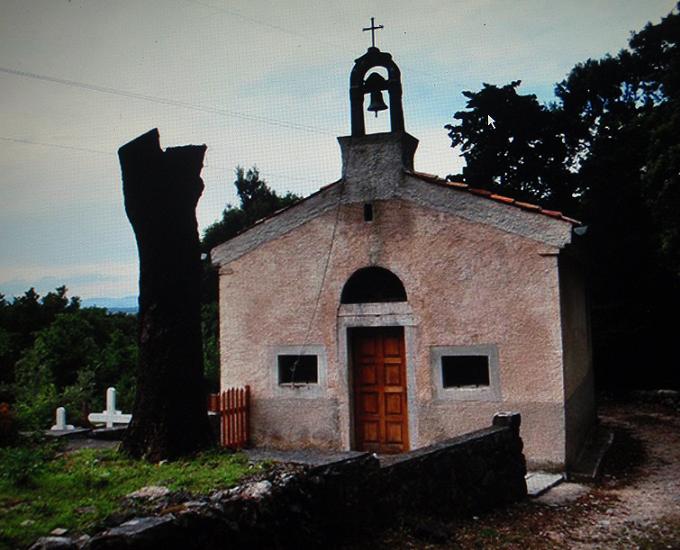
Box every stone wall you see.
[377,413,527,518]
[559,252,596,467]
[31,414,526,550]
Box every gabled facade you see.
[211,47,594,469]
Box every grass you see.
[0,439,258,549]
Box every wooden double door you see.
[351,326,409,454]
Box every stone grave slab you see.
[525,471,564,497]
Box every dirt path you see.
[562,402,680,549]
[362,400,680,549]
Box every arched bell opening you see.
[341,266,407,304]
[349,47,405,137]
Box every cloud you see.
[412,127,465,178]
[1,0,675,305]
[0,261,138,300]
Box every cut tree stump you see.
[118,128,214,460]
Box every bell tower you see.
[349,46,405,136]
[338,20,419,192]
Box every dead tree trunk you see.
[118,129,214,460]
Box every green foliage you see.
[0,444,257,548]
[202,302,220,392]
[445,4,680,389]
[30,314,98,389]
[94,324,138,412]
[61,368,97,425]
[13,384,59,432]
[201,166,300,254]
[0,288,139,430]
[446,81,575,211]
[12,351,59,430]
[1,277,214,430]
[1,287,68,393]
[0,438,58,487]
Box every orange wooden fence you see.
[208,386,251,449]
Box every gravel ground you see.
[349,400,680,549]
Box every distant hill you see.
[106,307,139,314]
[81,296,138,313]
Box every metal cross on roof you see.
[363,17,384,48]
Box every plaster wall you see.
[218,196,570,465]
[211,133,573,268]
[559,254,596,466]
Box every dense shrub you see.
[0,288,138,430]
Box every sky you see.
[1,0,676,302]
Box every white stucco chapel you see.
[211,45,595,469]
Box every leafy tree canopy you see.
[445,81,575,211]
[201,166,299,254]
[0,287,138,429]
[445,4,680,390]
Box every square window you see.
[431,345,499,401]
[278,355,318,384]
[441,355,489,387]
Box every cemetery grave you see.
[87,387,132,429]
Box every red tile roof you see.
[405,170,580,225]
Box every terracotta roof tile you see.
[414,171,439,180]
[405,170,580,226]
[539,209,563,219]
[490,194,515,204]
[560,215,581,225]
[446,181,469,189]
[514,201,542,212]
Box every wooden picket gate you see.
[208,386,251,449]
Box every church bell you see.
[367,90,388,117]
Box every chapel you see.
[211,44,595,469]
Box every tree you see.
[445,81,576,212]
[201,302,220,393]
[201,166,300,320]
[27,314,98,389]
[202,166,299,254]
[629,8,680,279]
[95,325,138,411]
[0,288,139,429]
[118,129,214,460]
[554,6,680,390]
[0,286,84,399]
[445,4,680,390]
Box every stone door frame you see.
[336,302,418,451]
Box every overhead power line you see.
[181,0,453,84]
[0,136,114,156]
[0,66,335,137]
[183,0,342,49]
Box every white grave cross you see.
[50,406,75,431]
[88,387,132,428]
